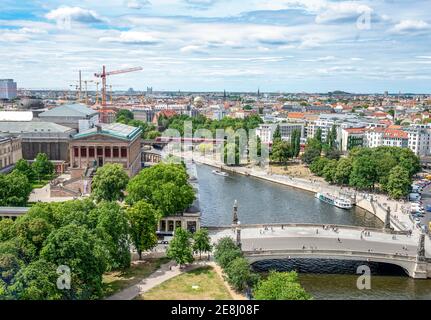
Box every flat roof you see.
[73,122,142,141]
[39,103,98,118]
[0,121,75,134]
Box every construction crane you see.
[94,66,142,106]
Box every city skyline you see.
[1,0,431,93]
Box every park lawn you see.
[102,257,171,297]
[138,266,233,300]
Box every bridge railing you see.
[205,223,411,235]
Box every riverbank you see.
[187,152,413,233]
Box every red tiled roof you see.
[383,129,408,139]
[343,128,365,134]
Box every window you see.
[80,147,87,157]
[105,147,111,158]
[74,147,79,157]
[113,147,119,158]
[89,147,95,157]
[168,221,174,232]
[97,148,103,156]
[121,147,127,158]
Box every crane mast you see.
[94,65,142,107]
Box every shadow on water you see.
[251,258,407,276]
[252,259,431,300]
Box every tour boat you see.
[315,192,353,209]
[212,170,229,177]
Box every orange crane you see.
[94,65,142,106]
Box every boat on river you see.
[212,170,229,177]
[315,192,353,209]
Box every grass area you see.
[138,266,233,300]
[102,257,171,297]
[31,181,50,189]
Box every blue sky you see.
[1,0,430,93]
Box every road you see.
[209,225,422,258]
[419,183,431,231]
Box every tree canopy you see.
[91,163,129,202]
[126,163,195,216]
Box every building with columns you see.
[69,123,142,179]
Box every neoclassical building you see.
[69,123,142,179]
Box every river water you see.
[196,164,431,300]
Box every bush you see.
[214,237,242,269]
[253,271,311,300]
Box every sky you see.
[0,0,430,93]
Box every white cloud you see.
[392,19,429,34]
[100,31,160,44]
[126,0,151,9]
[315,2,372,24]
[45,6,107,24]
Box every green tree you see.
[91,163,129,202]
[14,216,53,255]
[127,200,160,260]
[322,160,338,184]
[31,153,54,181]
[301,147,321,165]
[315,128,322,144]
[126,163,195,216]
[13,159,35,182]
[40,224,108,300]
[253,271,312,300]
[273,125,282,141]
[116,109,134,122]
[0,172,32,207]
[214,237,242,269]
[224,257,258,292]
[193,229,212,260]
[271,140,292,164]
[310,157,330,176]
[0,253,23,285]
[9,259,62,300]
[0,219,15,242]
[167,227,194,267]
[94,202,131,270]
[349,150,378,190]
[386,166,411,199]
[334,158,352,185]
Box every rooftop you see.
[0,121,75,134]
[0,111,33,122]
[73,122,142,141]
[39,103,98,118]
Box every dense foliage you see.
[309,146,420,198]
[91,163,129,202]
[126,163,195,216]
[0,199,126,299]
[253,271,312,300]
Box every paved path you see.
[106,261,213,300]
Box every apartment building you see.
[256,123,304,143]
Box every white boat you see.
[315,192,353,209]
[212,170,229,177]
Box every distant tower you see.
[257,88,260,98]
[223,89,227,101]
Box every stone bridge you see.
[207,223,431,279]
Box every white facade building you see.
[256,123,304,144]
[407,125,431,157]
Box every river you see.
[196,164,431,300]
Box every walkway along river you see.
[195,164,431,300]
